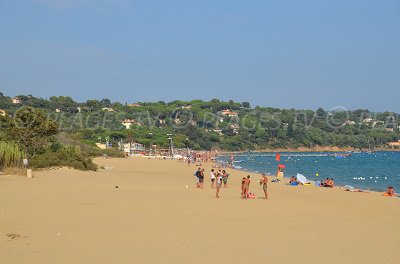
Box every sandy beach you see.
[1,157,399,264]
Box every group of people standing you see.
[195,168,269,199]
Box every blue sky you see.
[0,0,399,111]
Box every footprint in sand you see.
[6,233,27,241]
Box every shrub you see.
[30,146,98,171]
[0,141,24,170]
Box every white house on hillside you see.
[12,97,21,104]
[122,119,136,129]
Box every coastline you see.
[222,162,383,195]
[215,151,398,194]
[217,146,400,154]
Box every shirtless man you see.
[241,177,246,198]
[385,186,396,196]
[243,175,251,199]
[259,173,268,199]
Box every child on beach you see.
[210,169,216,188]
[216,173,223,198]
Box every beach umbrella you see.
[278,164,285,169]
[296,174,309,185]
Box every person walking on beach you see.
[222,170,229,188]
[241,177,246,198]
[210,169,216,188]
[195,168,202,188]
[198,168,205,189]
[216,173,223,198]
[259,173,268,199]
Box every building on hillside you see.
[181,105,192,109]
[388,141,400,148]
[122,119,136,129]
[220,109,239,117]
[384,128,394,132]
[55,108,62,113]
[0,109,6,116]
[12,97,21,104]
[102,108,115,112]
[362,118,373,123]
[128,103,142,107]
[123,142,146,155]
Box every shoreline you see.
[213,153,395,194]
[226,163,383,195]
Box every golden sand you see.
[1,157,399,264]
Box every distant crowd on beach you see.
[191,163,397,199]
[193,167,269,199]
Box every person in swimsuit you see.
[195,168,202,188]
[222,170,229,188]
[241,177,246,198]
[385,186,396,196]
[210,169,216,188]
[259,173,268,199]
[243,175,251,199]
[198,168,205,189]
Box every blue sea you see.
[217,152,400,192]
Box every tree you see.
[5,107,58,156]
[316,108,326,117]
[242,102,251,108]
[100,98,111,107]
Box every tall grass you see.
[0,142,24,168]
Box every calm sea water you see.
[217,152,400,192]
